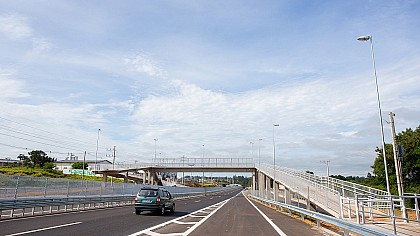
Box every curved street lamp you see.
[357,35,391,195]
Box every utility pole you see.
[82,151,86,181]
[113,146,116,170]
[389,112,407,220]
[106,146,116,184]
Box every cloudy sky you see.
[0,0,419,176]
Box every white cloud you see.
[126,54,419,175]
[31,38,53,54]
[124,53,165,78]
[0,14,32,40]
[0,69,29,100]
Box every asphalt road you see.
[189,192,326,236]
[1,189,328,236]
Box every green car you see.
[134,187,175,215]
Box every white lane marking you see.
[128,192,240,236]
[183,193,240,235]
[243,192,287,236]
[5,222,83,236]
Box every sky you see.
[0,0,419,177]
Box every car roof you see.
[140,187,166,190]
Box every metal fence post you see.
[355,195,360,224]
[43,177,48,198]
[415,194,420,224]
[14,176,20,199]
[338,192,343,219]
[67,179,70,197]
[390,197,397,235]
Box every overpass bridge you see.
[94,157,419,235]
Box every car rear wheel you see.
[170,204,175,213]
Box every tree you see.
[72,162,88,169]
[17,153,32,167]
[27,150,56,168]
[43,162,56,171]
[371,126,420,194]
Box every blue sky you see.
[0,0,419,176]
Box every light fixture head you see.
[357,35,371,41]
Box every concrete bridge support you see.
[259,171,264,197]
[252,170,257,191]
[285,187,292,205]
[274,182,279,202]
[266,175,271,199]
[124,171,128,183]
[102,173,108,182]
[147,171,151,184]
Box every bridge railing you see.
[95,157,254,171]
[257,163,343,217]
[267,166,388,198]
[256,163,392,219]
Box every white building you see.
[54,159,112,171]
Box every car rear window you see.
[139,189,158,197]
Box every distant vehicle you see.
[134,187,175,215]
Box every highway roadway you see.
[0,188,328,236]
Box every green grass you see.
[0,166,65,178]
[0,166,127,183]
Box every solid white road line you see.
[5,222,83,236]
[243,192,287,236]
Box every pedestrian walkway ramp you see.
[255,163,420,235]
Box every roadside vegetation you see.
[330,125,420,195]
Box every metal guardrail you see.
[0,174,139,198]
[0,195,135,219]
[247,193,394,236]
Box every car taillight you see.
[156,196,161,203]
[134,196,138,202]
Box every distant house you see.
[54,159,112,171]
[0,158,22,166]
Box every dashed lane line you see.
[4,222,83,236]
[128,192,241,236]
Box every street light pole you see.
[250,141,254,161]
[95,128,101,171]
[273,124,279,200]
[202,144,205,186]
[154,138,158,163]
[321,160,330,187]
[258,138,262,167]
[357,35,391,195]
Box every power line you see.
[0,125,92,151]
[0,115,98,149]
